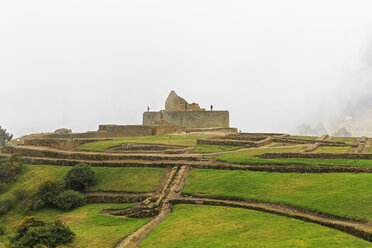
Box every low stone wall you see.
[223,133,285,141]
[42,131,108,139]
[302,143,319,153]
[85,192,150,203]
[260,152,372,159]
[2,146,201,161]
[197,136,272,148]
[42,125,181,139]
[185,127,237,133]
[24,138,111,150]
[169,198,372,242]
[273,137,352,147]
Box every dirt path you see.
[114,166,190,248]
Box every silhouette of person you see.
[147,106,150,112]
[210,105,213,111]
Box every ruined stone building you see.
[143,91,230,128]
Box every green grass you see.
[291,136,318,140]
[0,204,148,248]
[191,144,243,153]
[139,205,371,248]
[183,170,372,221]
[0,165,165,200]
[87,167,165,192]
[216,147,372,167]
[329,137,357,145]
[76,134,214,152]
[314,146,351,153]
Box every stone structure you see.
[165,90,203,111]
[143,91,230,128]
[38,91,232,139]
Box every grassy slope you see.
[291,136,318,140]
[329,137,357,145]
[191,144,243,153]
[183,169,372,221]
[77,135,213,152]
[139,205,371,248]
[216,147,372,167]
[0,204,148,248]
[314,146,351,153]
[1,165,165,200]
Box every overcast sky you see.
[1,0,372,137]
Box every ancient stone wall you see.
[260,152,372,159]
[24,138,111,150]
[143,111,229,128]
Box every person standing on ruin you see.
[210,105,213,111]
[147,106,150,112]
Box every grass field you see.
[216,147,372,167]
[183,169,372,221]
[138,205,371,248]
[329,137,357,145]
[0,204,147,248]
[0,165,165,200]
[87,167,165,192]
[77,135,213,152]
[291,136,318,140]
[191,144,243,153]
[314,146,351,153]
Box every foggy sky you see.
[1,0,372,138]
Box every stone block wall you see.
[143,111,229,128]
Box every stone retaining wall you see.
[2,146,201,161]
[169,198,372,242]
[24,138,111,150]
[273,137,352,147]
[143,111,230,128]
[260,152,372,159]
[85,192,149,203]
[196,137,272,147]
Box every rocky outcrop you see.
[165,90,203,111]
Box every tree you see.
[0,125,13,146]
[10,216,75,248]
[64,164,97,191]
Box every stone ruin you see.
[165,90,204,111]
[143,90,230,129]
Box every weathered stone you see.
[54,128,72,134]
[165,90,202,112]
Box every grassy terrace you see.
[191,144,243,153]
[183,169,372,221]
[139,205,371,248]
[0,204,148,248]
[216,147,372,167]
[314,146,351,153]
[0,165,165,200]
[329,137,357,145]
[76,135,213,152]
[291,136,318,140]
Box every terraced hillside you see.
[0,132,371,247]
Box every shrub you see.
[32,179,65,210]
[0,225,6,235]
[54,190,86,210]
[0,183,6,193]
[13,188,31,201]
[64,164,97,191]
[0,155,23,184]
[10,216,75,248]
[0,197,14,216]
